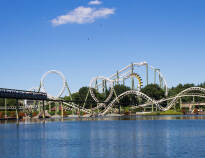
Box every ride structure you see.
[2,61,204,119]
[24,61,204,117]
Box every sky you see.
[0,0,205,96]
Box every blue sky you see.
[0,0,205,96]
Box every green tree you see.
[141,84,165,100]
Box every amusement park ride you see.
[2,61,205,118]
[27,61,205,117]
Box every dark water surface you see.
[1,115,205,158]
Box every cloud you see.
[88,0,102,5]
[51,6,115,26]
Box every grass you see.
[143,110,183,116]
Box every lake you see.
[0,115,205,158]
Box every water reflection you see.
[2,115,205,125]
[0,116,205,158]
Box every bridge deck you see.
[0,88,47,100]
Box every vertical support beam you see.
[65,82,73,101]
[116,71,119,85]
[159,75,162,88]
[154,69,156,84]
[180,98,182,109]
[104,80,107,91]
[131,76,134,90]
[95,79,98,91]
[49,102,51,113]
[55,102,59,115]
[102,80,105,93]
[152,104,154,112]
[42,100,45,119]
[131,63,134,90]
[146,63,149,86]
[4,98,7,119]
[72,108,74,115]
[83,91,90,108]
[38,101,41,114]
[16,99,19,120]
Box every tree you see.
[141,84,165,100]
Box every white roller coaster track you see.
[100,87,205,115]
[101,90,159,115]
[63,102,91,114]
[89,76,114,103]
[32,67,205,116]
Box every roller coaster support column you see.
[105,80,107,91]
[180,98,182,109]
[83,91,89,108]
[117,71,119,85]
[154,69,160,85]
[146,63,149,86]
[16,99,19,120]
[4,98,7,119]
[131,63,134,90]
[193,96,195,103]
[65,82,73,101]
[95,79,98,91]
[152,103,154,112]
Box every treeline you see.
[0,82,205,108]
[63,82,205,108]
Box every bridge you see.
[0,88,47,120]
[0,88,47,100]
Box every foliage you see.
[141,84,165,100]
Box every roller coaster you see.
[21,61,204,117]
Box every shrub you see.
[9,111,16,117]
[32,112,38,117]
[19,112,26,118]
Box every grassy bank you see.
[143,110,183,116]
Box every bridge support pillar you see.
[38,101,41,114]
[61,101,64,118]
[55,102,59,115]
[42,100,45,119]
[49,102,51,113]
[4,98,7,119]
[16,99,19,120]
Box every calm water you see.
[1,115,205,158]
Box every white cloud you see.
[51,6,115,26]
[88,0,102,5]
